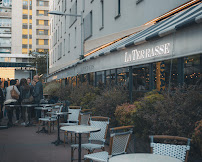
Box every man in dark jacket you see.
[33,75,43,120]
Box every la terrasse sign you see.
[124,43,171,63]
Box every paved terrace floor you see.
[0,118,109,162]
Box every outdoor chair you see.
[64,109,92,146]
[84,125,134,162]
[38,104,63,134]
[71,116,110,162]
[149,135,191,162]
[60,106,81,143]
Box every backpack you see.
[10,86,19,100]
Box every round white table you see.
[60,125,101,162]
[109,153,182,162]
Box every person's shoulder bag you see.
[11,86,19,100]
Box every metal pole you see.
[46,53,48,77]
[80,11,83,56]
[36,61,37,75]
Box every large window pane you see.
[184,54,201,85]
[154,59,178,91]
[132,65,150,91]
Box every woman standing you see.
[0,81,4,124]
[4,80,20,127]
[20,78,32,126]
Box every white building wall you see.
[49,0,190,74]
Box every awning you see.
[83,2,202,60]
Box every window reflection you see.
[154,59,178,91]
[117,67,129,89]
[184,55,201,85]
[132,65,150,91]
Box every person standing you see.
[33,75,43,121]
[14,79,21,124]
[4,80,20,127]
[0,81,4,124]
[20,78,33,126]
[27,77,32,86]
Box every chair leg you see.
[64,132,66,147]
[48,121,51,134]
[75,133,77,143]
[71,133,73,143]
[71,147,74,162]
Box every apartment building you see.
[0,0,50,81]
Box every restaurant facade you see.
[48,1,202,101]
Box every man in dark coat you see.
[33,75,43,120]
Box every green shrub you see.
[133,86,202,139]
[69,84,100,109]
[43,81,61,97]
[192,120,202,156]
[93,86,128,126]
[115,103,136,125]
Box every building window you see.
[74,27,77,48]
[100,0,104,30]
[84,11,92,40]
[61,22,62,38]
[63,39,65,56]
[115,0,121,19]
[68,33,70,53]
[69,0,77,27]
[65,16,66,33]
[44,39,48,45]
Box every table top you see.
[34,107,50,110]
[47,112,71,115]
[21,104,39,107]
[60,125,101,134]
[109,153,182,162]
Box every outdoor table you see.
[47,112,71,146]
[109,153,182,162]
[21,104,39,127]
[60,125,101,162]
[35,106,52,133]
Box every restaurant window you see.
[154,59,178,91]
[106,70,111,86]
[117,67,129,88]
[88,72,94,86]
[184,54,201,85]
[97,71,105,87]
[132,65,150,91]
[111,69,116,86]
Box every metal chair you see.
[64,109,91,146]
[84,125,134,162]
[38,104,63,134]
[71,116,110,162]
[60,106,81,143]
[149,135,191,162]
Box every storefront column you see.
[149,63,154,90]
[177,58,184,85]
[94,72,97,87]
[129,66,133,103]
[87,73,90,85]
[115,69,117,85]
[104,70,106,86]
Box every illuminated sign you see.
[124,43,171,63]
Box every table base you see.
[36,127,48,133]
[51,139,64,146]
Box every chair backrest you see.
[79,111,91,125]
[149,135,191,162]
[109,126,133,156]
[67,106,81,123]
[89,116,110,143]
